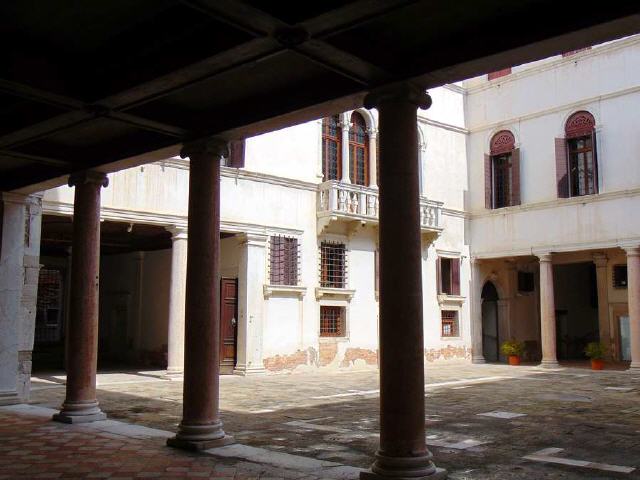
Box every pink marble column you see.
[362,84,446,480]
[624,246,640,371]
[538,253,559,368]
[167,138,234,450]
[53,171,108,423]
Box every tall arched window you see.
[564,111,597,197]
[484,130,520,209]
[321,115,342,181]
[349,112,369,186]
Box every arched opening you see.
[349,111,369,185]
[481,281,500,362]
[564,110,597,197]
[321,115,342,181]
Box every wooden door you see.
[219,278,238,373]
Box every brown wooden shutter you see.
[228,140,245,168]
[555,137,569,198]
[436,257,442,294]
[451,258,460,296]
[484,154,492,209]
[591,128,599,194]
[287,238,298,286]
[510,148,521,206]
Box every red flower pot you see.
[591,359,604,370]
[508,355,521,366]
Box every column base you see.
[164,368,184,380]
[233,364,266,376]
[627,362,640,372]
[0,391,21,406]
[471,356,486,364]
[167,422,234,451]
[361,451,447,480]
[52,400,106,423]
[539,360,560,368]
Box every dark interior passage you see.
[482,281,500,362]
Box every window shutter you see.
[591,128,599,194]
[436,257,442,294]
[555,137,569,198]
[484,154,492,209]
[288,238,298,286]
[451,258,460,296]
[228,140,245,168]
[510,148,521,206]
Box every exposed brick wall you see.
[319,342,338,367]
[424,345,471,362]
[340,347,378,368]
[263,347,318,372]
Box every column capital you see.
[621,244,640,256]
[364,83,432,110]
[593,253,608,267]
[68,171,109,188]
[180,137,228,160]
[367,128,378,137]
[536,252,554,263]
[238,232,268,247]
[166,225,188,241]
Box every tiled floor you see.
[6,363,640,479]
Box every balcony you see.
[317,181,443,238]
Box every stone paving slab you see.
[26,363,640,479]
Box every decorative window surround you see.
[263,284,307,298]
[315,287,356,301]
[437,294,466,308]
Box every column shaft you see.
[626,247,640,371]
[340,116,351,183]
[538,254,559,368]
[593,254,612,359]
[166,227,188,376]
[369,130,378,189]
[54,172,108,423]
[362,84,445,480]
[168,139,233,450]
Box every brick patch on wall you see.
[340,347,378,368]
[319,342,338,367]
[424,345,471,362]
[264,347,318,371]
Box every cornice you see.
[465,35,640,95]
[418,116,469,135]
[469,186,640,219]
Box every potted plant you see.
[500,340,525,366]
[584,342,607,370]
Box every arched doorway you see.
[481,281,500,362]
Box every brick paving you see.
[6,363,640,479]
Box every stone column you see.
[362,84,446,480]
[368,129,378,189]
[53,172,108,423]
[470,258,485,364]
[340,114,351,183]
[624,246,640,371]
[593,253,612,359]
[234,232,267,376]
[167,138,234,450]
[166,226,188,376]
[537,253,559,368]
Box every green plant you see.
[584,341,607,360]
[500,339,525,357]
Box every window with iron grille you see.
[441,310,459,337]
[320,241,347,288]
[269,236,299,286]
[613,265,628,289]
[320,306,346,337]
[349,112,369,185]
[322,115,341,181]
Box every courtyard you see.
[0,363,636,479]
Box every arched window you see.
[563,111,597,197]
[349,112,369,186]
[485,130,520,209]
[321,115,341,181]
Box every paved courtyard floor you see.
[3,363,639,479]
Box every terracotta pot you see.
[508,355,521,366]
[591,359,604,370]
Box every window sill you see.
[315,287,356,301]
[437,294,465,307]
[319,336,350,343]
[263,284,307,299]
[441,336,463,341]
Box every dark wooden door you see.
[220,278,238,373]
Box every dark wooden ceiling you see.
[1,1,638,191]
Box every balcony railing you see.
[317,180,443,233]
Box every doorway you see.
[481,281,500,362]
[220,278,238,374]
